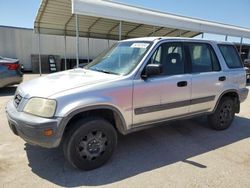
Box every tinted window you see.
[188,43,220,73]
[218,44,243,68]
[149,42,185,75]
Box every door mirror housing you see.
[142,64,162,78]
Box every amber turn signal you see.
[43,129,53,136]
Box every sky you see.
[0,0,250,43]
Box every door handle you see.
[177,81,188,87]
[219,76,226,81]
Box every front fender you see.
[55,96,130,140]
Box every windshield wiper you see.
[91,68,120,75]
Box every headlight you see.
[23,98,57,118]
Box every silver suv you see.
[6,37,248,170]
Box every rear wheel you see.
[208,97,235,130]
[63,117,117,170]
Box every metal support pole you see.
[75,14,79,68]
[201,33,204,39]
[225,35,228,41]
[239,37,243,57]
[64,34,67,70]
[119,21,122,41]
[153,26,156,36]
[38,33,42,76]
[107,39,110,48]
[87,38,90,63]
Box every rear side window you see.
[187,43,220,73]
[218,44,243,68]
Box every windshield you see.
[85,41,152,75]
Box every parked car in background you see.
[0,56,23,88]
[243,51,250,82]
[245,67,250,82]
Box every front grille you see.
[14,93,23,108]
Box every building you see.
[0,25,115,71]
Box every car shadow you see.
[25,116,250,187]
[0,86,17,97]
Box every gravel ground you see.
[0,74,250,188]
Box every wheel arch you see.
[60,105,128,142]
[213,89,240,113]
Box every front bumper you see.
[6,100,62,148]
[239,88,249,103]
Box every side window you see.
[150,46,162,64]
[149,42,185,75]
[188,43,220,73]
[218,44,243,68]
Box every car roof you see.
[122,37,234,45]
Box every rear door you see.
[186,42,225,113]
[218,44,246,89]
[133,42,191,126]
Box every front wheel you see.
[63,118,117,170]
[208,97,235,130]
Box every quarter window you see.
[218,44,243,68]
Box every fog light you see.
[43,129,53,136]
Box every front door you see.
[133,42,191,126]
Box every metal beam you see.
[108,23,120,35]
[107,23,120,38]
[64,14,74,31]
[119,21,122,41]
[147,27,164,37]
[37,0,49,30]
[64,34,67,70]
[164,29,179,36]
[38,33,42,76]
[225,35,228,41]
[75,14,79,68]
[179,30,190,37]
[87,38,90,63]
[239,37,243,56]
[125,24,143,36]
[88,18,102,32]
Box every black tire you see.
[63,117,117,170]
[208,97,235,130]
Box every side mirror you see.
[142,64,162,78]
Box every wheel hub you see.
[220,104,232,125]
[77,130,108,161]
[87,139,101,154]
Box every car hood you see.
[18,69,119,98]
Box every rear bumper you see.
[239,88,249,103]
[6,100,62,148]
[0,76,23,88]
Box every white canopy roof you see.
[34,0,250,40]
